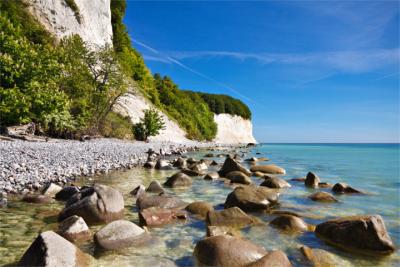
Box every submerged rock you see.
[22,194,52,204]
[332,183,363,194]
[146,180,164,194]
[305,172,320,188]
[218,157,251,177]
[206,207,255,228]
[315,215,395,254]
[224,186,279,211]
[19,231,91,267]
[204,153,214,158]
[58,215,91,243]
[206,225,241,237]
[163,172,192,188]
[136,195,187,210]
[309,192,338,202]
[185,201,214,218]
[300,246,351,267]
[55,186,80,201]
[58,184,124,225]
[226,171,252,185]
[94,220,151,250]
[139,207,187,226]
[248,250,292,267]
[250,164,286,174]
[204,172,219,180]
[193,235,267,267]
[260,177,291,189]
[269,215,309,232]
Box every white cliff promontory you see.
[28,0,112,47]
[213,114,256,144]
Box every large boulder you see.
[315,215,395,254]
[269,215,309,232]
[226,171,252,185]
[300,246,351,267]
[194,235,267,267]
[94,220,151,250]
[139,207,187,226]
[218,157,251,177]
[136,195,187,210]
[309,192,338,202]
[185,201,214,218]
[224,186,279,211]
[58,184,124,225]
[55,186,80,201]
[250,164,286,174]
[163,172,192,188]
[146,180,164,194]
[206,207,255,228]
[19,231,91,267]
[247,250,292,267]
[305,172,320,188]
[260,177,291,189]
[58,215,91,243]
[332,183,363,194]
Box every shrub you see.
[99,111,133,139]
[133,108,165,141]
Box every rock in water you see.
[204,172,219,180]
[194,235,267,267]
[139,207,187,226]
[130,184,146,198]
[300,246,351,267]
[250,164,286,175]
[218,157,251,177]
[58,215,91,243]
[207,226,241,237]
[173,157,186,168]
[22,194,52,204]
[269,215,309,232]
[19,231,91,267]
[305,172,320,188]
[146,180,164,194]
[136,195,187,210]
[58,184,124,225]
[94,220,151,250]
[309,192,338,202]
[224,186,279,211]
[155,159,171,170]
[332,183,363,194]
[164,172,192,188]
[226,171,252,184]
[260,177,291,188]
[206,207,255,228]
[55,186,80,201]
[185,201,214,218]
[247,251,292,267]
[315,215,395,254]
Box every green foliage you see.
[191,92,252,119]
[65,0,82,24]
[133,108,165,141]
[100,111,133,139]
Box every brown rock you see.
[250,164,286,175]
[185,201,214,218]
[204,172,219,180]
[206,207,255,228]
[181,168,205,177]
[270,215,309,232]
[136,194,187,210]
[332,183,363,194]
[206,226,241,237]
[146,180,164,194]
[55,186,80,201]
[218,157,251,177]
[252,171,265,177]
[226,171,252,185]
[247,250,292,267]
[139,207,187,226]
[309,192,338,202]
[300,246,351,267]
[305,172,320,188]
[22,194,52,204]
[164,172,192,188]
[224,186,279,211]
[58,215,91,243]
[260,177,291,189]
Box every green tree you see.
[133,108,165,141]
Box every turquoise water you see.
[0,143,399,266]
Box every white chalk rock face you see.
[113,92,191,143]
[213,114,256,144]
[29,0,112,47]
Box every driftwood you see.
[6,123,36,136]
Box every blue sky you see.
[123,1,399,143]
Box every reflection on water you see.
[0,144,399,266]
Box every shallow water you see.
[1,143,399,266]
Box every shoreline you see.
[0,137,236,197]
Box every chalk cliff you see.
[213,114,256,144]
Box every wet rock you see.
[143,161,156,169]
[204,153,214,158]
[42,183,62,196]
[204,172,219,180]
[245,157,258,162]
[250,164,286,175]
[206,225,241,237]
[146,180,164,194]
[58,215,91,243]
[136,194,187,210]
[172,157,186,168]
[19,231,91,267]
[226,171,252,185]
[181,168,204,177]
[164,172,192,188]
[291,177,306,182]
[315,215,395,254]
[248,250,292,267]
[155,159,172,170]
[185,201,214,218]
[58,184,124,225]
[189,162,208,173]
[206,207,255,228]
[194,235,267,267]
[252,171,265,177]
[131,184,146,198]
[305,172,320,188]
[22,194,52,204]
[186,158,198,164]
[55,186,80,201]
[218,157,251,177]
[260,177,291,189]
[270,215,309,232]
[139,207,187,226]
[224,186,279,211]
[309,192,338,202]
[210,160,219,166]
[94,220,151,250]
[332,183,363,194]
[300,246,351,267]
[318,182,333,188]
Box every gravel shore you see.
[0,138,215,196]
